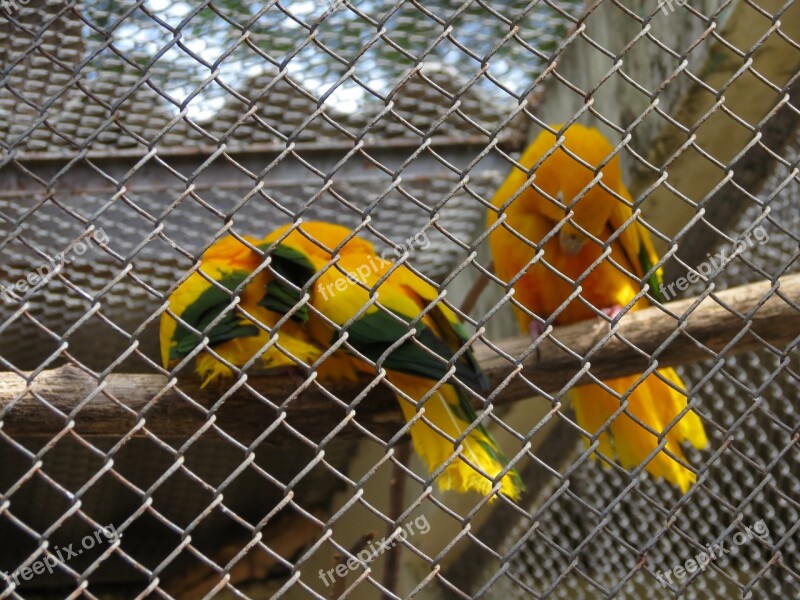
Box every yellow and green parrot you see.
[159,233,330,385]
[487,123,707,491]
[161,222,523,500]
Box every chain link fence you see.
[1,0,798,598]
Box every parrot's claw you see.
[529,320,545,342]
[529,320,546,363]
[599,305,624,331]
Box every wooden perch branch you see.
[0,274,797,444]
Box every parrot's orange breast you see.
[503,224,647,327]
[537,231,640,323]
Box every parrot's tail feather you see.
[571,367,707,492]
[392,375,523,501]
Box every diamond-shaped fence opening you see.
[0,0,798,598]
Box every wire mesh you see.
[0,0,798,598]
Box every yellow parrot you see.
[487,123,707,491]
[161,222,523,500]
[160,233,329,386]
[258,222,522,500]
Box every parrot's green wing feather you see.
[609,198,667,304]
[340,309,486,392]
[638,242,666,303]
[169,271,259,361]
[426,308,489,391]
[258,243,317,323]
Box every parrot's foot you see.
[599,305,624,331]
[529,320,547,363]
[529,320,545,342]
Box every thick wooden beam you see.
[0,273,797,444]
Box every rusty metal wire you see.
[0,0,798,598]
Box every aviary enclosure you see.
[0,0,798,598]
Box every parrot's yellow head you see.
[510,123,625,255]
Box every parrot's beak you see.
[558,228,585,256]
